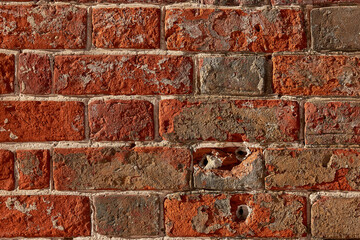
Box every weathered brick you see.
[89,100,154,141]
[0,195,91,237]
[95,195,159,237]
[193,147,264,190]
[312,196,360,238]
[165,193,307,237]
[0,53,14,94]
[305,101,360,145]
[0,5,87,49]
[273,55,360,96]
[312,7,360,51]
[0,150,14,190]
[16,150,50,190]
[19,53,52,95]
[92,7,160,49]
[165,8,306,52]
[160,99,299,143]
[266,148,360,190]
[53,147,190,190]
[54,55,193,95]
[0,101,84,142]
[199,56,265,95]
[201,0,268,5]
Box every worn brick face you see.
[199,56,265,95]
[0,5,87,49]
[18,53,52,94]
[0,101,85,142]
[165,8,306,52]
[16,150,50,190]
[89,100,154,141]
[273,55,360,96]
[95,195,159,237]
[53,147,190,190]
[0,150,14,191]
[305,101,360,145]
[0,53,15,94]
[92,7,160,49]
[160,99,299,143]
[193,147,264,190]
[312,196,360,238]
[164,193,307,237]
[312,7,360,51]
[265,148,360,190]
[0,195,91,237]
[54,55,193,95]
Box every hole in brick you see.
[235,147,250,161]
[322,154,332,167]
[200,156,209,168]
[236,205,250,221]
[254,24,261,32]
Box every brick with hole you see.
[95,195,159,237]
[16,150,50,190]
[92,7,160,49]
[0,5,87,49]
[164,193,307,237]
[160,99,299,143]
[0,101,85,142]
[0,53,14,94]
[89,100,154,141]
[265,148,360,190]
[0,195,91,237]
[53,147,191,190]
[199,56,266,95]
[0,150,14,190]
[305,101,360,145]
[273,55,360,96]
[18,53,52,95]
[193,147,264,190]
[165,8,306,52]
[312,196,360,238]
[312,7,360,51]
[54,55,193,95]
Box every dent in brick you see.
[193,147,264,190]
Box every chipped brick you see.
[89,100,154,141]
[16,150,50,190]
[160,99,299,143]
[54,55,193,95]
[95,195,159,237]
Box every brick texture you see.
[0,53,15,94]
[0,150,14,190]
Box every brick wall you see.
[0,0,359,238]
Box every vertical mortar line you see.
[14,51,20,95]
[160,5,166,50]
[49,53,55,95]
[86,6,93,51]
[84,98,91,144]
[153,97,161,142]
[49,147,54,191]
[90,194,96,237]
[299,98,306,146]
[13,149,19,191]
[306,192,312,238]
[189,144,194,190]
[158,193,166,237]
[193,54,200,96]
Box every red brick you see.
[273,55,360,96]
[265,148,360,190]
[92,7,160,49]
[0,150,14,190]
[0,101,84,142]
[160,99,299,143]
[19,53,52,94]
[53,147,191,190]
[54,55,193,95]
[165,193,307,237]
[0,53,15,94]
[89,100,154,141]
[16,150,50,190]
[305,101,360,145]
[0,195,91,237]
[312,196,360,238]
[0,5,87,49]
[193,147,264,190]
[165,8,306,52]
[95,195,159,237]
